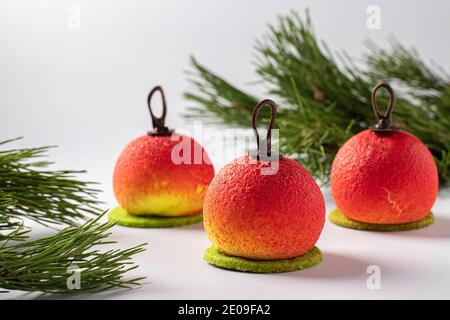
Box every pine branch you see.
[184,10,450,186]
[0,138,147,293]
[0,217,27,242]
[184,57,258,126]
[366,40,449,93]
[0,138,101,230]
[0,214,146,293]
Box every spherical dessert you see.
[203,99,325,268]
[204,155,325,260]
[330,83,438,226]
[113,133,214,216]
[110,85,214,226]
[331,129,438,225]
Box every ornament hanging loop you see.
[147,85,173,136]
[370,82,400,133]
[250,99,282,161]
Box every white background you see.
[1,0,450,299]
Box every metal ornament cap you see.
[250,99,283,161]
[146,85,174,136]
[369,82,400,134]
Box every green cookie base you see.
[204,245,322,273]
[108,207,203,228]
[329,208,434,232]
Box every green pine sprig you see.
[0,214,146,293]
[184,10,450,186]
[0,138,147,293]
[0,137,101,230]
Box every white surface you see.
[4,188,450,300]
[1,0,450,299]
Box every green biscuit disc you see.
[108,207,203,228]
[204,245,322,273]
[329,208,434,232]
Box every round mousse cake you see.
[203,155,325,261]
[113,134,214,217]
[331,129,438,225]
